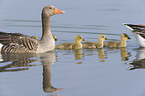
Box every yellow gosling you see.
[31,35,58,41]
[82,34,107,49]
[55,35,85,50]
[104,33,131,48]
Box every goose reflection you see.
[0,52,38,72]
[127,48,145,70]
[40,52,63,93]
[0,52,63,93]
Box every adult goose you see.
[82,34,107,49]
[124,24,145,47]
[0,6,64,53]
[104,33,131,48]
[55,35,85,50]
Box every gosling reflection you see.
[75,49,83,60]
[40,52,63,93]
[97,48,106,62]
[106,47,130,61]
[75,49,107,63]
[120,48,130,61]
[127,48,145,70]
[74,49,83,64]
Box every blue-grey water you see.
[0,0,145,96]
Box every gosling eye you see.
[124,33,128,37]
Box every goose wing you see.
[124,24,145,31]
[0,31,38,50]
[124,24,145,39]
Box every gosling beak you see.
[128,36,131,39]
[105,38,108,40]
[55,8,65,14]
[82,38,85,41]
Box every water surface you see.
[0,0,145,96]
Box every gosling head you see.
[31,36,38,40]
[98,34,107,41]
[121,33,131,41]
[75,35,85,42]
[52,35,58,41]
[42,5,65,17]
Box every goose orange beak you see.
[56,88,64,91]
[55,8,65,14]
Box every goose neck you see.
[41,14,51,41]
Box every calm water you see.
[0,0,145,96]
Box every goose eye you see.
[50,7,52,9]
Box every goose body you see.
[0,6,64,53]
[124,24,145,47]
[104,33,131,48]
[82,34,107,49]
[55,35,85,50]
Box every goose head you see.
[121,33,131,41]
[42,5,65,17]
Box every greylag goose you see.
[0,5,64,53]
[124,23,145,47]
[55,35,85,50]
[82,34,107,49]
[104,33,131,47]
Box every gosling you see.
[31,35,58,41]
[55,35,85,50]
[104,33,131,48]
[82,34,107,49]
